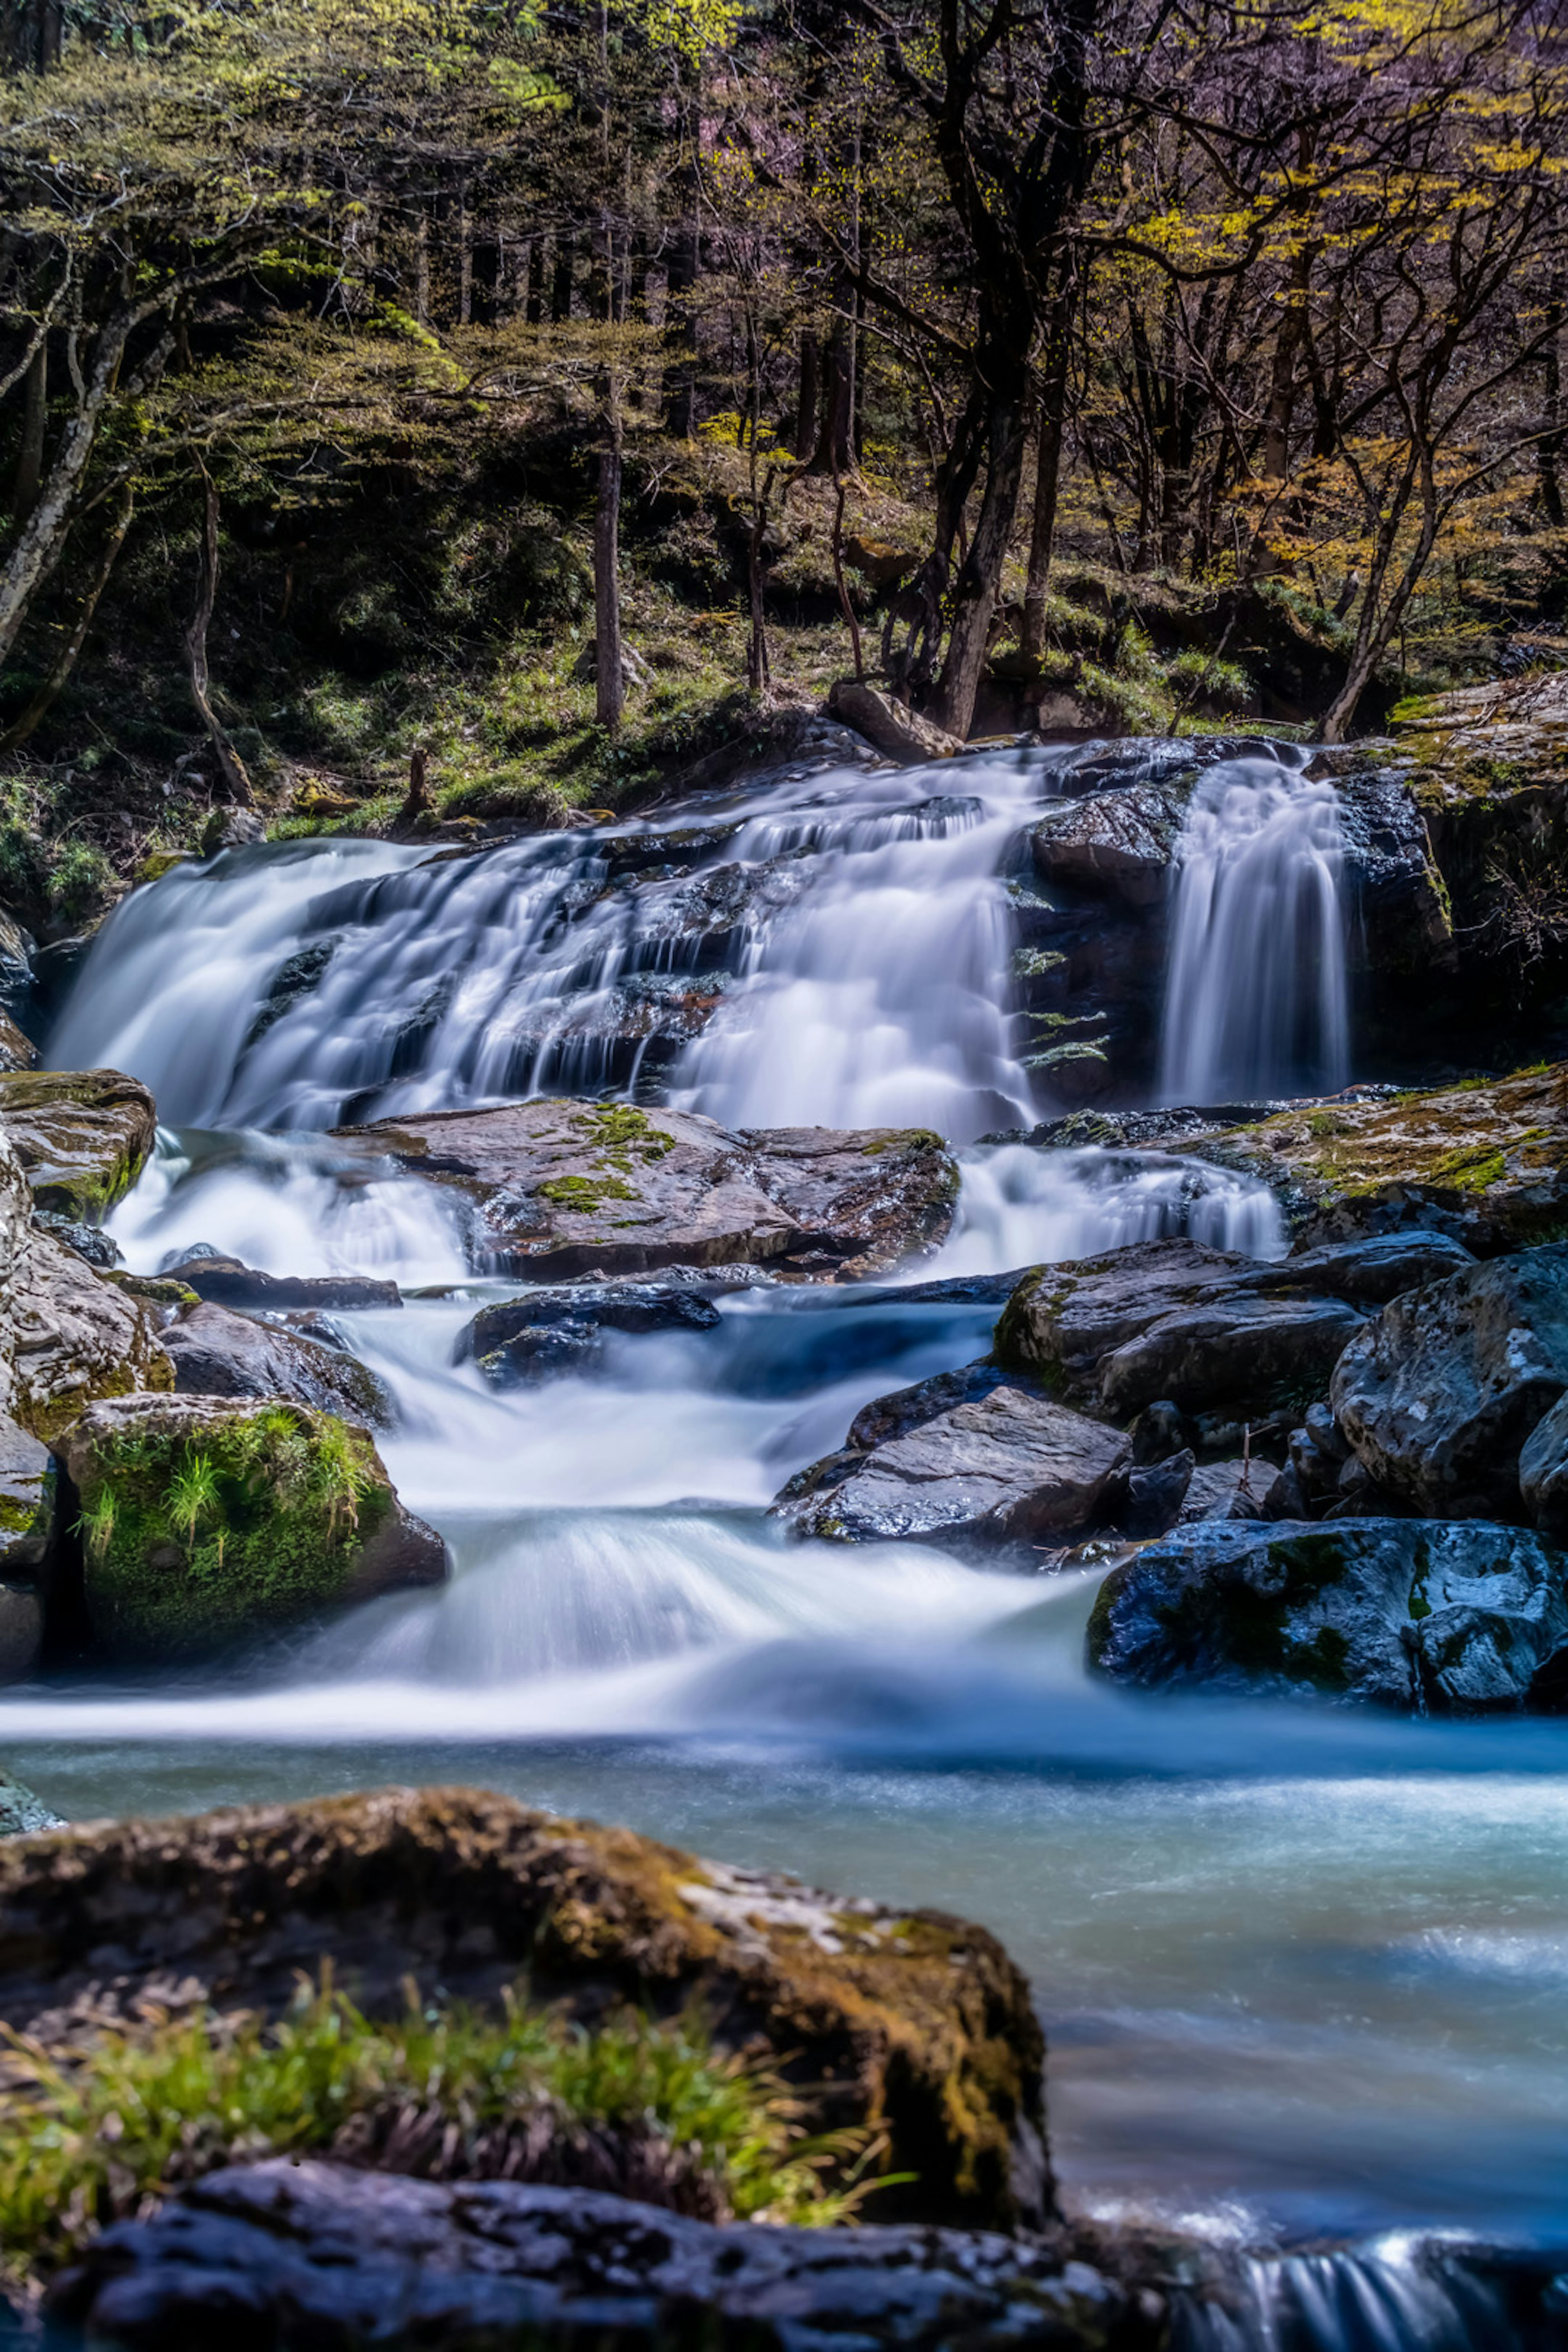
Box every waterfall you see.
[1158,753,1349,1105]
[1173,2235,1565,2352]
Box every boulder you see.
[0,1786,1051,2234]
[0,1770,59,1835]
[159,1249,401,1312]
[0,1410,56,1680]
[55,1395,446,1659]
[1330,1244,1568,1517]
[457,1283,721,1388]
[1521,1394,1568,1541]
[1087,1519,1568,1714]
[0,1007,35,1073]
[1158,1064,1568,1252]
[162,1300,395,1428]
[7,1218,174,1446]
[0,1065,156,1222]
[1030,778,1190,906]
[341,1099,959,1282]
[826,679,963,763]
[775,1381,1127,1547]
[48,2163,1149,2352]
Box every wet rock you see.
[1331,1243,1568,1517]
[775,1383,1128,1548]
[343,1099,959,1282]
[1163,1063,1568,1252]
[0,1411,55,1682]
[1087,1518,1568,1714]
[46,2164,1148,2352]
[1180,1457,1267,1521]
[162,1300,395,1428]
[827,680,963,763]
[1098,1290,1366,1419]
[0,1771,60,1835]
[158,1249,402,1312]
[0,1065,156,1222]
[7,1219,174,1446]
[31,1209,123,1268]
[0,1007,35,1073]
[1121,1448,1195,1537]
[1520,1394,1568,1541]
[1031,778,1190,906]
[457,1284,721,1388]
[55,1394,446,1659]
[0,1786,1051,2233]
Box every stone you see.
[457,1283,721,1387]
[0,1786,1051,2233]
[201,806,266,853]
[1097,1290,1366,1419]
[161,1300,396,1428]
[775,1383,1128,1547]
[1521,1393,1568,1541]
[1160,1064,1568,1253]
[31,1209,122,1268]
[1087,1519,1568,1713]
[1330,1244,1568,1517]
[45,2164,1151,2351]
[158,1250,402,1312]
[7,1219,174,1446]
[0,1771,60,1836]
[341,1099,959,1282]
[1180,1457,1267,1521]
[55,1394,446,1659]
[1031,778,1190,906]
[0,1007,35,1073]
[826,679,964,763]
[0,1065,156,1222]
[0,1410,55,1682]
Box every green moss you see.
[76,1405,386,1655]
[539,1172,640,1206]
[0,1980,872,2283]
[861,1129,944,1156]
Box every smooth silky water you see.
[15,744,1568,2338]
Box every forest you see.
[1,0,1566,922]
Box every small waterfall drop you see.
[1158,753,1349,1104]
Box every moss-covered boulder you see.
[0,1786,1050,2233]
[341,1098,960,1281]
[56,1394,446,1659]
[1153,1063,1568,1251]
[0,1066,156,1222]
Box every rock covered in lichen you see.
[0,1785,1051,2233]
[0,1066,156,1222]
[340,1098,960,1281]
[1087,1518,1568,1712]
[56,1394,445,1658]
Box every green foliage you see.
[0,1980,876,2281]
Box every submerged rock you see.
[0,1065,156,1222]
[48,2161,1150,2352]
[158,1249,402,1312]
[457,1283,721,1387]
[161,1300,396,1428]
[0,1786,1051,2233]
[342,1099,959,1281]
[55,1394,445,1659]
[1088,1519,1568,1713]
[1331,1243,1568,1517]
[775,1377,1127,1548]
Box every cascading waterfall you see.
[1158,752,1350,1105]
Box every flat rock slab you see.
[1332,1242,1568,1517]
[0,1065,156,1221]
[50,2163,1149,2352]
[1088,1518,1568,1713]
[777,1376,1127,1547]
[1156,1063,1568,1252]
[457,1284,722,1387]
[0,1787,1048,2233]
[160,1251,401,1312]
[339,1100,959,1281]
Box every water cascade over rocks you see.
[12,730,1566,2351]
[1158,751,1350,1105]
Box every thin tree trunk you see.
[185,465,254,804]
[11,340,47,519]
[929,379,1029,738]
[831,476,864,683]
[525,238,546,326]
[595,396,625,732]
[0,310,134,670]
[795,329,820,459]
[550,240,574,323]
[0,482,133,753]
[1020,294,1072,659]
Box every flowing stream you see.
[13,740,1568,2345]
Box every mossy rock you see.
[56,1394,446,1659]
[0,1066,157,1222]
[0,1786,1050,2232]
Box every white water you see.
[20,738,1567,2338]
[1159,753,1350,1105]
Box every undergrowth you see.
[0,1979,884,2282]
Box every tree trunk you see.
[525,238,546,326]
[11,340,47,520]
[1540,279,1566,532]
[0,310,134,670]
[805,276,855,474]
[661,123,700,436]
[0,482,133,754]
[185,468,254,804]
[550,240,574,323]
[594,398,625,732]
[795,328,820,460]
[1020,294,1072,659]
[929,378,1029,738]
